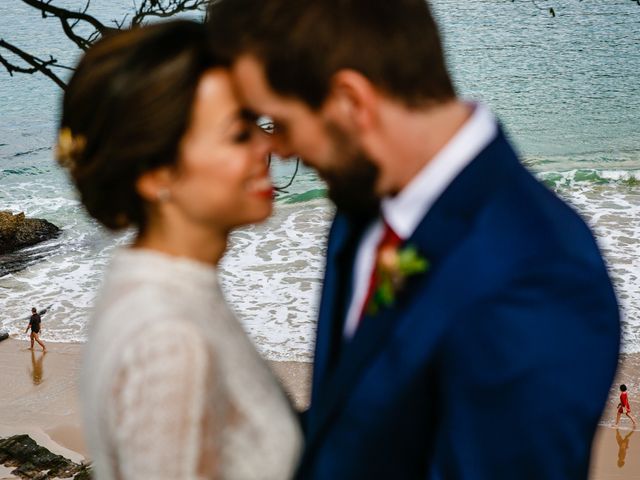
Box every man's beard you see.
[319,122,381,220]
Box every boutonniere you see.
[366,244,429,315]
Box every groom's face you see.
[232,55,380,217]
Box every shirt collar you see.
[381,102,497,239]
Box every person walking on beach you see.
[58,21,301,479]
[208,0,620,478]
[616,384,636,428]
[25,307,46,352]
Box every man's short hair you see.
[32,307,36,312]
[208,0,455,109]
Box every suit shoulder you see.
[477,162,601,264]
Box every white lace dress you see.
[81,249,302,479]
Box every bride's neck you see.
[133,217,228,266]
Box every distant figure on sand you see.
[25,307,46,352]
[616,384,636,428]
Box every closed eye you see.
[233,127,252,143]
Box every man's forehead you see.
[231,54,302,119]
[231,55,269,100]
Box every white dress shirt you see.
[342,103,498,338]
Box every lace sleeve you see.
[108,321,212,479]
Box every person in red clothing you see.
[616,384,636,428]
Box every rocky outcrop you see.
[0,435,91,479]
[0,211,60,255]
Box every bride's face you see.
[167,68,273,231]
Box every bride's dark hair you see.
[58,20,222,231]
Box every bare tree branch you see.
[0,39,68,89]
[20,0,113,34]
[0,0,209,88]
[525,0,637,16]
[59,17,92,51]
[530,0,555,17]
[2,0,637,89]
[131,0,209,26]
[16,0,119,54]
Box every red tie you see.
[358,221,402,322]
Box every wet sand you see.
[0,336,638,479]
[590,352,640,479]
[0,339,86,463]
[0,337,311,470]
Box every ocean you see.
[1,0,639,360]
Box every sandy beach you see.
[0,336,638,479]
[0,339,87,463]
[590,353,640,479]
[0,337,311,479]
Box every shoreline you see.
[0,339,87,463]
[589,351,640,478]
[0,338,311,464]
[0,337,638,479]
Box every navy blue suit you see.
[297,129,620,479]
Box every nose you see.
[253,128,274,165]
[268,133,295,159]
[255,129,297,165]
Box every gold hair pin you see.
[56,127,86,170]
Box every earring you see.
[157,188,171,202]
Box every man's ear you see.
[135,166,174,203]
[326,69,379,131]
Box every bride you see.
[56,20,301,479]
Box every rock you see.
[0,211,60,255]
[0,435,92,479]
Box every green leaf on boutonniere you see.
[397,246,429,275]
[378,276,395,306]
[365,245,430,316]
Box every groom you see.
[208,0,620,478]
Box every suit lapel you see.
[306,208,471,449]
[306,128,517,449]
[311,212,368,404]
